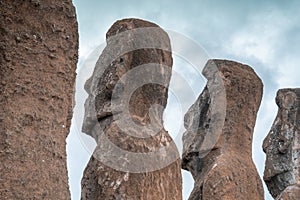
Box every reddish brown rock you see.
[263,88,300,199]
[81,18,182,200]
[182,60,264,200]
[0,1,78,199]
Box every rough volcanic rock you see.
[182,59,264,200]
[276,185,300,200]
[263,88,300,199]
[81,18,182,200]
[0,1,78,199]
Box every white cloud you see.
[226,9,293,65]
[277,57,300,88]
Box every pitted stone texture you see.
[0,1,78,199]
[276,184,300,200]
[182,59,264,200]
[81,18,182,200]
[263,88,300,199]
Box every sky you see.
[66,0,300,199]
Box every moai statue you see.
[81,18,182,200]
[182,59,264,200]
[0,1,78,199]
[263,88,300,200]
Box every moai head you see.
[81,18,173,142]
[182,60,263,178]
[263,88,300,198]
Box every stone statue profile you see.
[263,88,300,200]
[182,60,264,200]
[81,18,182,200]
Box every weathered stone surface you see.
[182,59,264,200]
[263,88,300,199]
[0,1,78,199]
[276,184,300,200]
[81,18,182,200]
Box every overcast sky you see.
[67,1,300,199]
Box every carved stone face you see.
[81,19,173,142]
[181,86,211,177]
[263,89,299,198]
[81,53,125,140]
